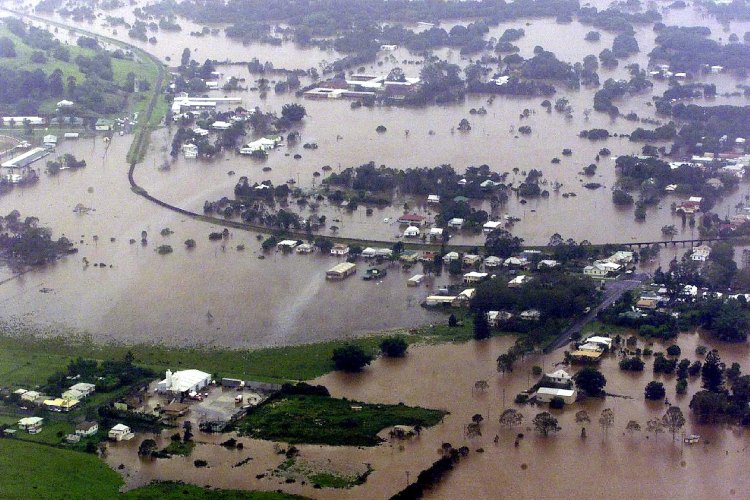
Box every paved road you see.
[545,273,650,353]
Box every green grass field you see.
[123,482,307,499]
[235,393,446,446]
[0,439,123,499]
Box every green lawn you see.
[123,482,307,499]
[15,420,74,445]
[0,439,123,499]
[235,394,445,446]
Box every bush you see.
[380,336,408,358]
[549,396,565,409]
[653,354,677,374]
[644,381,666,400]
[619,357,645,371]
[676,379,688,395]
[332,344,373,372]
[666,344,681,356]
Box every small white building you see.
[277,239,299,250]
[192,127,209,137]
[443,251,460,263]
[330,244,350,256]
[484,256,503,268]
[545,369,573,385]
[535,387,577,405]
[585,336,613,350]
[427,194,441,204]
[463,271,488,284]
[520,309,541,321]
[18,417,43,434]
[68,382,96,398]
[75,421,99,437]
[240,138,278,154]
[403,226,421,238]
[508,275,531,288]
[108,423,134,441]
[691,245,711,262]
[56,99,74,108]
[538,259,559,269]
[43,135,58,146]
[429,227,444,237]
[182,143,198,159]
[210,120,231,130]
[483,221,502,233]
[296,243,314,253]
[157,369,211,394]
[448,218,464,229]
[407,274,425,286]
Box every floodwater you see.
[0,3,748,344]
[105,332,750,499]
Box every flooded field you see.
[105,332,750,499]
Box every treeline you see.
[0,211,75,266]
[650,25,750,72]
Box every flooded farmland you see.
[104,333,750,499]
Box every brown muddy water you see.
[0,3,748,345]
[106,333,750,499]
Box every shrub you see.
[666,344,681,356]
[380,336,408,358]
[644,381,666,400]
[332,344,373,372]
[549,396,565,409]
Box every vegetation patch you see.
[273,456,372,489]
[124,480,307,499]
[235,393,445,446]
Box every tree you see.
[599,408,614,439]
[466,422,481,438]
[499,408,524,428]
[646,419,664,442]
[701,350,724,392]
[644,381,666,400]
[181,47,191,67]
[666,344,681,357]
[471,413,484,425]
[448,314,458,327]
[661,406,685,441]
[573,367,607,396]
[281,103,306,122]
[496,352,517,374]
[625,420,641,436]
[182,420,193,442]
[138,438,157,456]
[533,412,560,436]
[0,37,15,58]
[332,344,373,372]
[575,410,590,430]
[49,69,64,97]
[474,311,491,340]
[380,336,408,358]
[474,380,489,393]
[689,390,729,423]
[485,228,523,258]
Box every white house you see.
[403,226,421,238]
[585,336,613,350]
[43,135,58,146]
[463,271,488,284]
[484,256,503,268]
[538,259,559,269]
[18,417,43,434]
[192,127,209,137]
[545,369,572,385]
[240,137,278,154]
[75,421,99,437]
[277,239,299,250]
[427,194,441,204]
[448,218,464,229]
[182,143,198,159]
[443,251,460,263]
[68,382,95,398]
[56,99,74,108]
[157,369,211,394]
[520,309,541,321]
[584,261,621,277]
[691,245,711,262]
[330,244,350,256]
[508,275,531,288]
[296,243,314,253]
[483,221,502,233]
[210,120,231,130]
[429,227,444,237]
[487,310,513,326]
[108,423,134,441]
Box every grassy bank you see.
[235,393,446,446]
[123,482,307,499]
[0,439,123,499]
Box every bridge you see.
[616,236,734,249]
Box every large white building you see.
[157,369,211,394]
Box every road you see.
[545,272,650,353]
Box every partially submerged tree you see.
[499,408,524,428]
[661,406,686,442]
[533,412,560,437]
[599,408,614,439]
